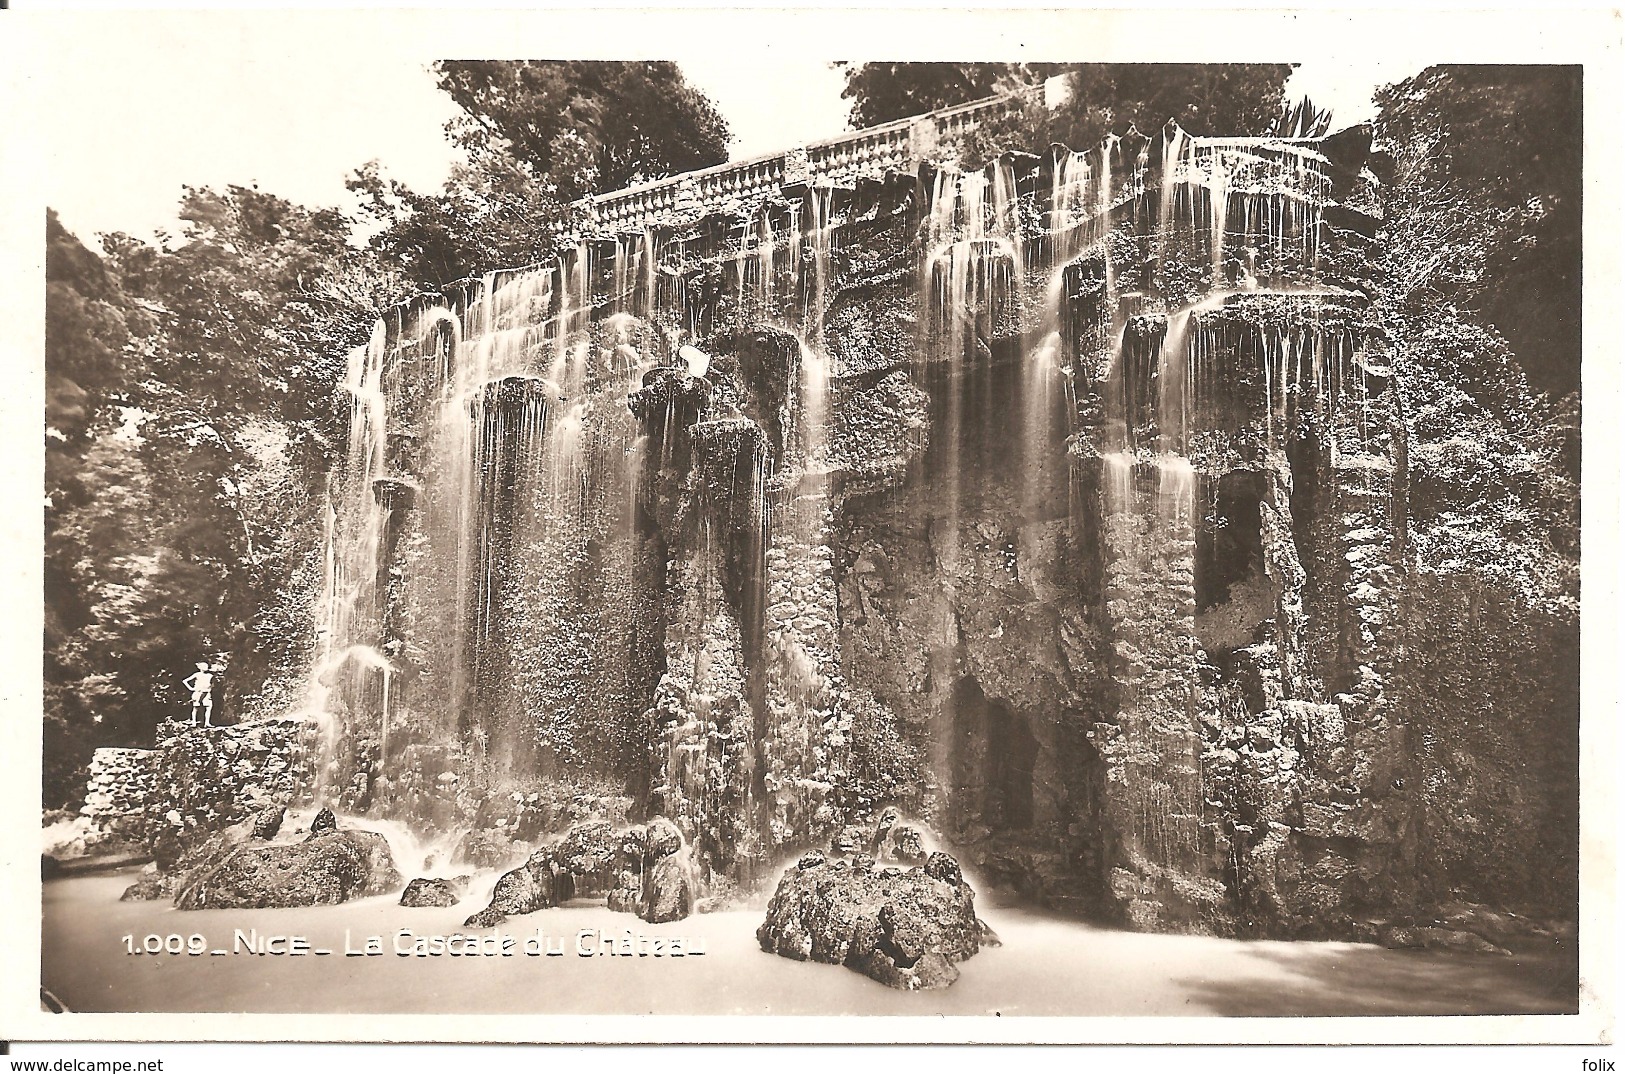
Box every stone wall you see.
[81,748,157,837]
[140,719,317,858]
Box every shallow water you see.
[42,870,1576,1016]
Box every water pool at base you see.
[42,870,1576,1018]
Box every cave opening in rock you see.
[950,677,1039,834]
[1196,471,1265,612]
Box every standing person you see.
[183,662,214,726]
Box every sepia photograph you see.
[1,3,1616,1049]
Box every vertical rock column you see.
[1090,460,1225,930]
[1296,436,1415,910]
[633,372,766,886]
[759,494,852,852]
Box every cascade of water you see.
[804,181,835,345]
[1156,125,1190,272]
[795,334,829,476]
[755,207,777,320]
[1155,308,1193,456]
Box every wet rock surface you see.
[461,815,698,928]
[464,850,561,928]
[639,850,696,924]
[757,847,984,990]
[307,808,337,838]
[173,827,401,910]
[400,876,470,908]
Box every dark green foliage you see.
[1053,64,1296,144]
[919,63,1296,169]
[836,62,1056,127]
[44,193,383,806]
[45,214,158,805]
[347,156,575,288]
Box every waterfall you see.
[290,114,1364,914]
[300,234,659,821]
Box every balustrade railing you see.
[582,81,1052,234]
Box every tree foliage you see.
[45,215,159,800]
[1375,66,1580,606]
[836,62,1057,128]
[435,60,731,197]
[352,61,730,290]
[44,192,383,806]
[347,154,575,289]
[1053,64,1295,145]
[845,62,1297,170]
[1374,65,1581,399]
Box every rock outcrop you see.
[172,825,400,910]
[400,876,470,908]
[461,815,696,928]
[758,848,984,990]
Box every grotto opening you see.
[69,81,1578,988]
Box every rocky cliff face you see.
[282,118,1577,940]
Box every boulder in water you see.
[462,848,561,928]
[607,869,642,914]
[558,821,618,889]
[642,817,683,862]
[640,849,696,924]
[460,814,697,926]
[757,849,983,990]
[400,876,468,908]
[173,829,401,910]
[249,806,285,840]
[307,807,338,838]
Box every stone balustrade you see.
[582,77,1060,235]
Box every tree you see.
[1053,64,1295,145]
[44,191,386,806]
[45,214,158,804]
[352,62,732,290]
[434,61,731,197]
[1374,65,1581,400]
[845,63,1297,170]
[45,211,155,507]
[836,62,1056,127]
[1374,66,1580,606]
[347,154,576,288]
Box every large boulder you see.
[757,849,983,990]
[640,849,696,924]
[558,821,618,892]
[463,847,561,928]
[642,817,683,862]
[400,876,469,908]
[173,829,400,910]
[458,814,698,927]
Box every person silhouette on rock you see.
[183,662,215,726]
